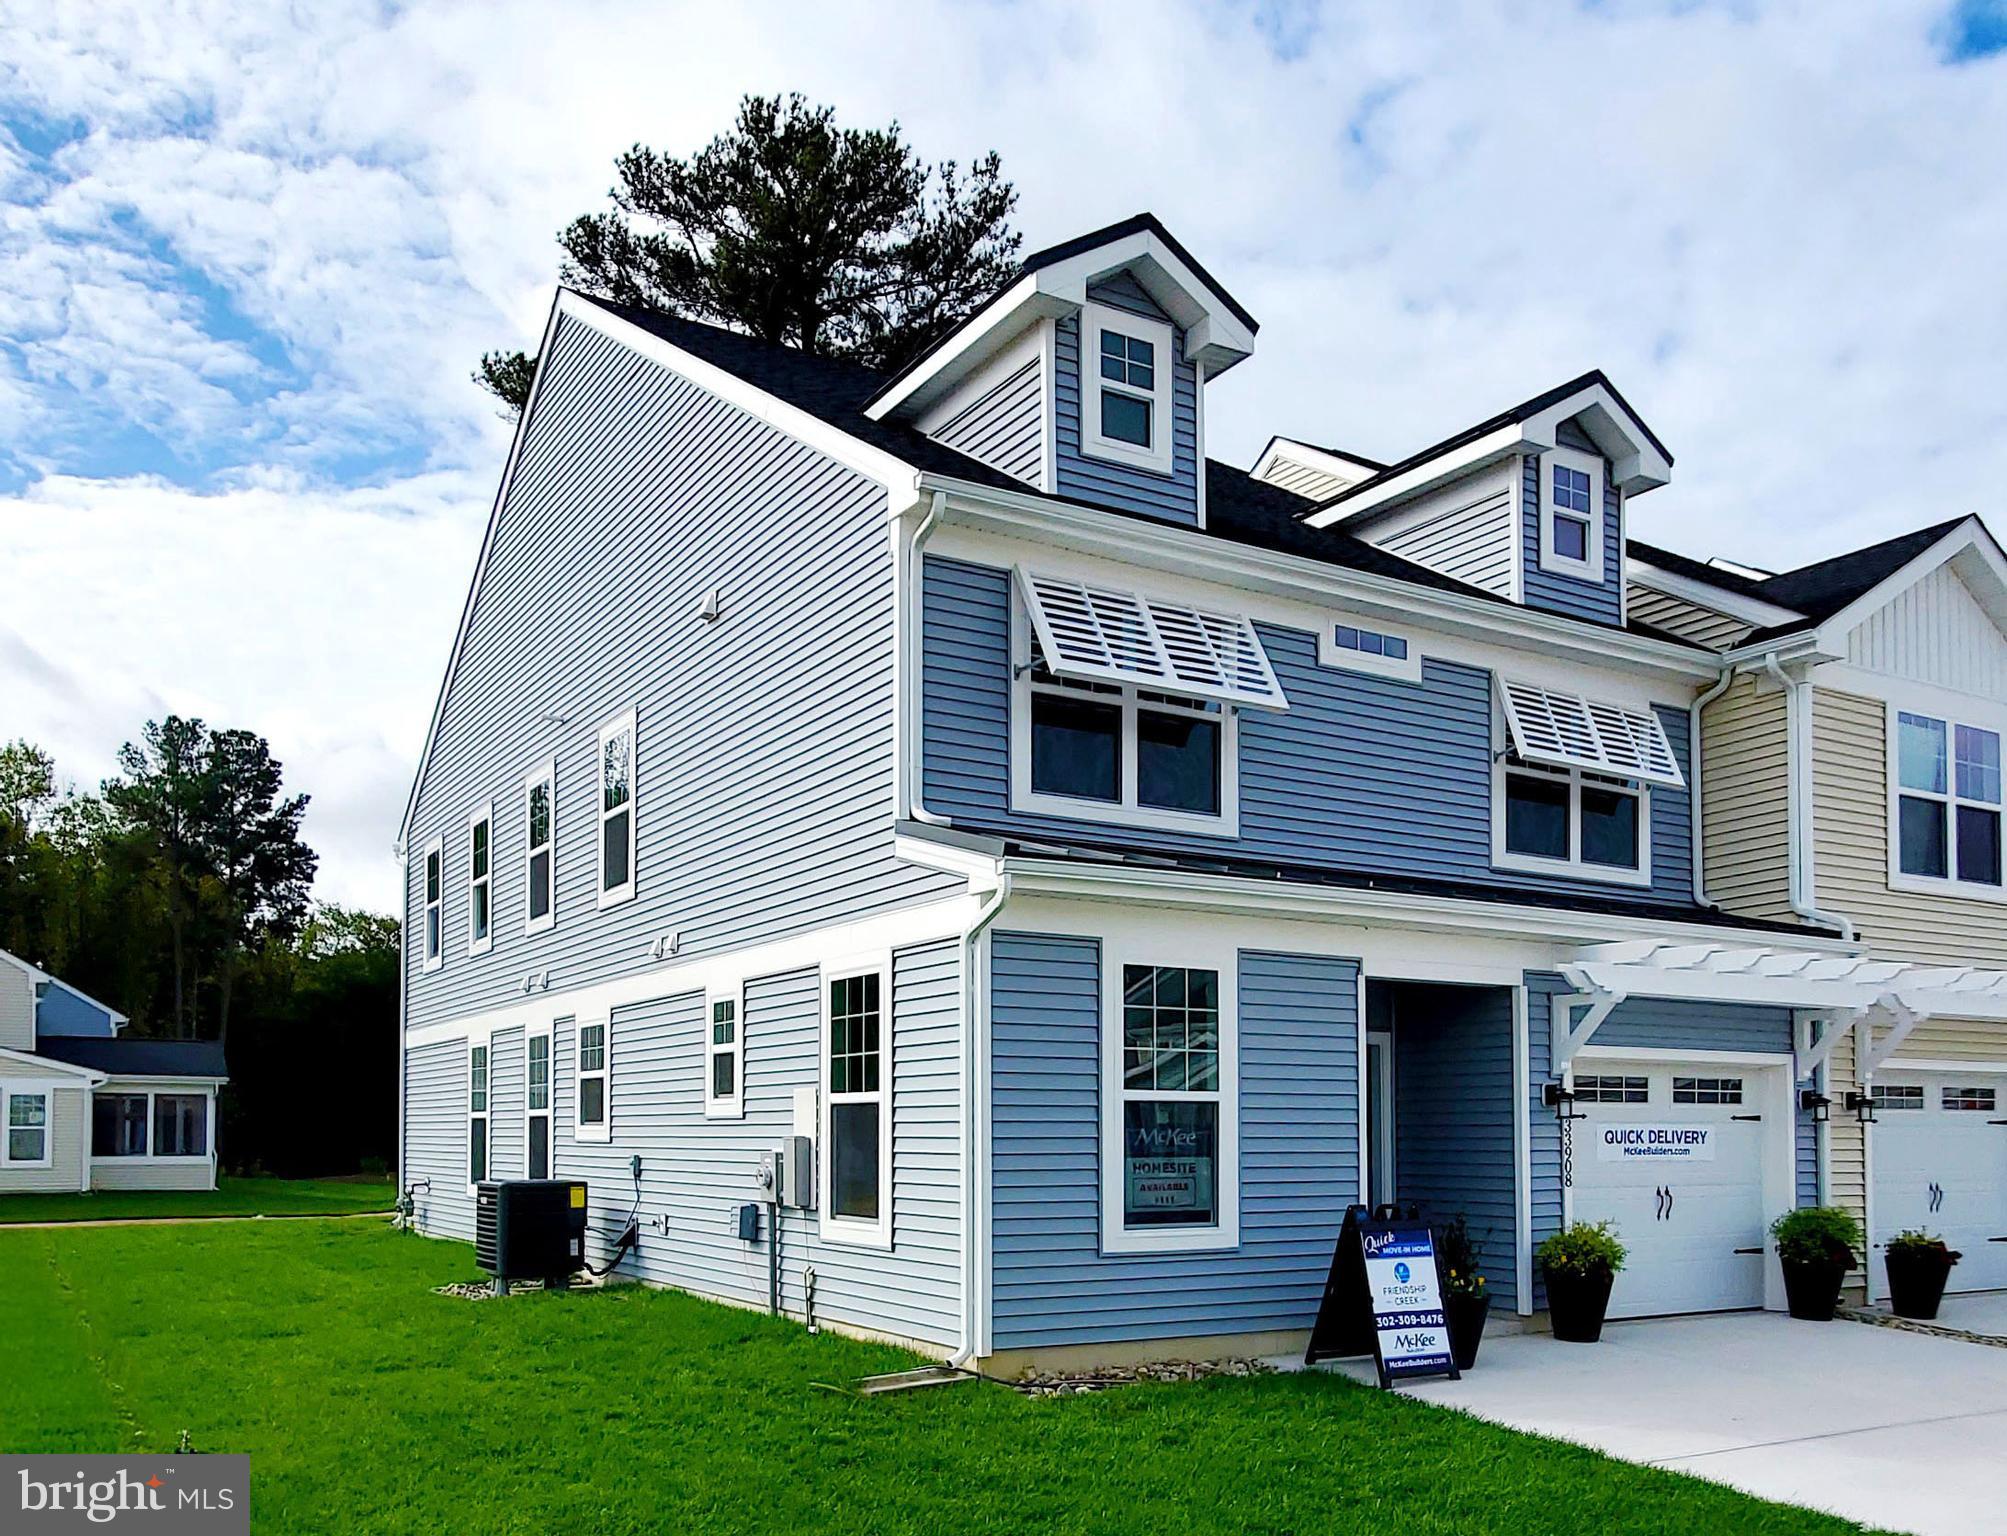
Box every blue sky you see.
[2,0,2005,909]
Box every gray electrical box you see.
[759,1135,814,1209]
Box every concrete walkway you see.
[1317,1312,2007,1535]
[1862,1288,2007,1341]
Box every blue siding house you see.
[399,213,1870,1370]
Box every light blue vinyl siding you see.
[411,941,963,1347]
[1053,277,1200,527]
[923,555,1695,908]
[1391,984,1520,1310]
[988,934,1359,1350]
[930,358,1043,486]
[1520,430,1624,625]
[402,314,955,1031]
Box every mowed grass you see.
[1,1221,1878,1536]
[0,1175,395,1225]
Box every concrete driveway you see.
[1332,1313,2007,1535]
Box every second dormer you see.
[1286,373,1673,629]
[865,214,1256,529]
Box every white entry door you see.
[1571,1061,1771,1319]
[1871,1071,2007,1297]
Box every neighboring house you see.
[0,949,227,1195]
[1629,517,2007,1301]
[396,212,1993,1372]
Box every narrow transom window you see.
[1897,711,2002,890]
[524,763,555,933]
[468,806,492,955]
[1332,624,1408,662]
[526,1028,552,1179]
[1576,1074,1649,1104]
[706,993,743,1119]
[422,837,443,971]
[1672,1076,1743,1105]
[1871,1083,1924,1111]
[575,1018,610,1141]
[1943,1085,1997,1112]
[468,1043,489,1184]
[598,710,637,906]
[823,966,888,1239]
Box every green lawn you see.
[0,1221,1877,1535]
[0,1174,395,1225]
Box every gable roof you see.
[34,1035,227,1080]
[1740,517,1970,641]
[1017,212,1258,333]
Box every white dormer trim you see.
[1625,558,1805,629]
[866,226,1256,424]
[1250,437,1383,496]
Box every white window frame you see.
[1538,446,1604,581]
[596,708,637,909]
[574,1014,611,1143]
[467,802,493,957]
[1079,300,1175,477]
[818,953,893,1250]
[524,1023,553,1178]
[1319,617,1423,682]
[1009,598,1240,837]
[1099,939,1241,1257]
[1491,753,1653,888]
[1886,702,2007,903]
[86,1086,215,1164]
[705,985,745,1121]
[421,835,443,973]
[523,760,556,936]
[1,1084,53,1169]
[467,1041,490,1190]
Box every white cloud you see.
[2,0,2005,911]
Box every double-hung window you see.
[1894,709,2003,894]
[1080,301,1175,476]
[575,1016,610,1142]
[705,991,743,1119]
[821,960,890,1245]
[526,1025,552,1178]
[468,805,492,955]
[524,761,555,934]
[421,836,443,972]
[3,1087,50,1167]
[1539,448,1603,580]
[1103,951,1239,1254]
[468,1043,489,1185]
[597,709,636,907]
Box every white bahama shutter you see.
[1016,568,1289,711]
[1498,677,1684,788]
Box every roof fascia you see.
[1302,425,1525,528]
[1809,518,2007,655]
[0,1044,105,1085]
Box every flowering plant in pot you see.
[1537,1221,1626,1343]
[1884,1229,1962,1321]
[1770,1206,1864,1321]
[1437,1213,1490,1370]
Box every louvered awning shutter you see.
[1498,677,1684,788]
[1015,569,1289,711]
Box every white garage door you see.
[1871,1071,2007,1297]
[1572,1062,1769,1319]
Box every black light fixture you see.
[1799,1088,1832,1123]
[1844,1090,1878,1125]
[1543,1081,1584,1122]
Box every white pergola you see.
[1550,939,2007,1077]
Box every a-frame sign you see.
[1305,1205,1460,1388]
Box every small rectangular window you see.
[524,763,555,933]
[422,837,443,971]
[705,993,744,1119]
[1870,1083,1924,1111]
[1576,1074,1649,1104]
[1943,1085,1997,1112]
[468,806,492,955]
[93,1094,151,1157]
[468,1044,489,1184]
[575,1018,609,1141]
[526,1027,551,1179]
[1324,621,1418,679]
[6,1090,49,1165]
[1672,1076,1743,1105]
[823,966,888,1238]
[154,1095,208,1157]
[597,710,637,907]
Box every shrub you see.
[1886,1228,1962,1263]
[1537,1220,1627,1278]
[1770,1205,1864,1270]
[1437,1213,1488,1298]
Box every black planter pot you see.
[1446,1291,1491,1370]
[1781,1258,1848,1321]
[1885,1248,1959,1321]
[1544,1267,1614,1343]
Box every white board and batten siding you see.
[1845,561,2007,699]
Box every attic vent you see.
[1015,569,1289,711]
[1498,678,1684,788]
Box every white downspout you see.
[1760,653,1857,942]
[1689,664,1737,908]
[904,491,950,827]
[947,873,1010,1370]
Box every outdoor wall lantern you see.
[1844,1090,1878,1125]
[1798,1089,1832,1123]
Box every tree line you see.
[0,720,396,1175]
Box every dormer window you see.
[1081,301,1175,476]
[1539,448,1604,580]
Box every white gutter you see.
[1689,664,1738,908]
[903,491,950,827]
[947,873,1011,1369]
[1760,653,1858,942]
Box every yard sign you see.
[1305,1207,1460,1388]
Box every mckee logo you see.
[6,1456,248,1534]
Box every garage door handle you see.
[1990,1237,2007,1244]
[1731,1114,1762,1122]
[1733,1246,1763,1255]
